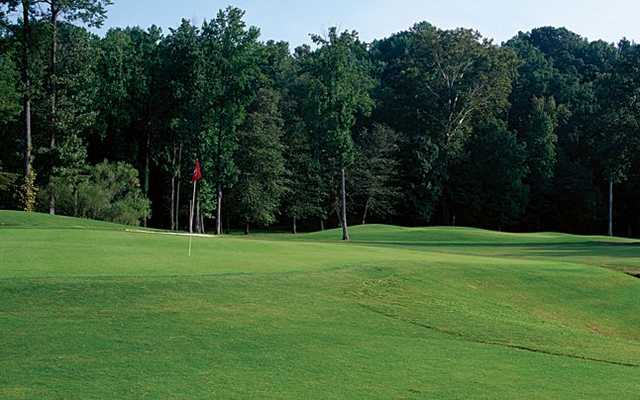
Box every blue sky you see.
[98,0,639,46]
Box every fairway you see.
[1,211,640,399]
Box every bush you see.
[43,161,151,225]
[19,170,38,212]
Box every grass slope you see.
[0,210,127,230]
[1,211,640,399]
[298,224,640,273]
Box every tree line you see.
[1,2,639,238]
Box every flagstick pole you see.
[188,180,197,257]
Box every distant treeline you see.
[1,2,639,237]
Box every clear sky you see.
[97,0,639,46]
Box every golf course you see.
[1,210,640,399]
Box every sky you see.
[97,0,640,47]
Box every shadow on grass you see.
[350,241,640,260]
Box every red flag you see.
[192,160,203,182]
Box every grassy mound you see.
[0,210,126,230]
[1,212,639,399]
[301,223,633,244]
[297,224,640,273]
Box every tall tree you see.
[37,0,111,214]
[199,7,260,235]
[593,40,639,236]
[259,40,324,233]
[522,96,558,229]
[95,26,160,225]
[232,88,286,234]
[289,44,331,231]
[158,19,201,230]
[43,24,100,214]
[373,23,518,224]
[17,0,33,176]
[41,0,110,148]
[301,28,375,240]
[507,28,615,234]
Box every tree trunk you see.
[48,2,58,149]
[196,197,202,234]
[320,219,324,231]
[216,183,223,235]
[73,186,78,216]
[170,173,175,230]
[175,144,182,230]
[292,216,297,234]
[608,176,613,237]
[170,144,177,231]
[21,0,32,177]
[340,167,350,241]
[143,131,151,227]
[244,222,250,235]
[49,188,56,215]
[361,198,370,225]
[200,212,205,234]
[48,2,59,216]
[335,203,343,229]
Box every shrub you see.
[19,170,38,212]
[44,161,151,225]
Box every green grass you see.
[0,210,126,230]
[1,211,640,399]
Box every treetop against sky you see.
[98,0,639,46]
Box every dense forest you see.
[1,1,639,238]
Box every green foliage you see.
[49,0,112,28]
[592,39,640,182]
[451,118,529,229]
[279,45,326,223]
[0,171,18,209]
[281,127,325,221]
[51,24,100,139]
[525,96,558,187]
[94,25,159,166]
[44,160,150,225]
[351,124,400,223]
[302,28,375,170]
[0,54,20,124]
[373,23,519,222]
[156,19,201,171]
[232,88,286,228]
[198,7,261,189]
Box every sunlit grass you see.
[1,211,639,399]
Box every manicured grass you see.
[297,224,640,273]
[0,210,126,230]
[1,211,640,399]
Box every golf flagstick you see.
[189,160,203,256]
[188,180,196,256]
